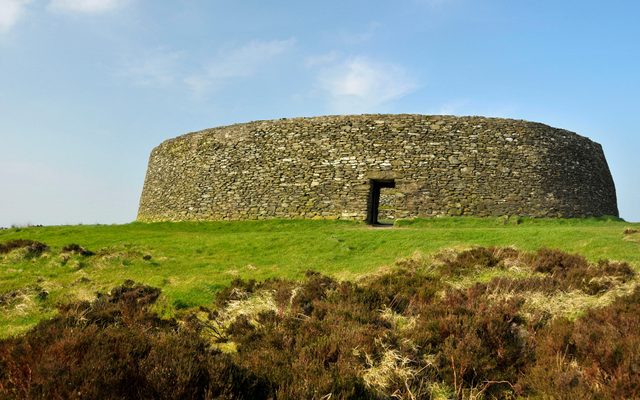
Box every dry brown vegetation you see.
[1,247,639,399]
[0,239,49,259]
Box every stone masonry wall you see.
[137,115,618,222]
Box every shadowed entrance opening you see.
[366,179,396,225]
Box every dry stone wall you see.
[137,114,618,222]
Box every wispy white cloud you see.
[315,56,418,113]
[49,0,129,14]
[0,0,129,34]
[184,38,296,95]
[0,0,31,33]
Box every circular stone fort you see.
[137,114,618,223]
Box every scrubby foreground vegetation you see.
[2,247,639,399]
[1,218,639,337]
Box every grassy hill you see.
[2,216,640,398]
[1,217,639,338]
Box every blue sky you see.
[1,0,638,226]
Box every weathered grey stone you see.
[137,114,618,222]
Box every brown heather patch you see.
[1,247,639,399]
[0,281,271,399]
[0,239,49,259]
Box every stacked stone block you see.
[137,114,618,222]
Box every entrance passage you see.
[366,179,396,225]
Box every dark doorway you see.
[366,179,396,225]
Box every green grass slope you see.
[1,217,639,337]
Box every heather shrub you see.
[519,248,636,294]
[214,277,296,314]
[214,278,259,306]
[0,239,49,258]
[0,239,40,254]
[365,267,441,313]
[436,247,505,277]
[0,281,270,400]
[290,270,339,315]
[523,287,640,398]
[62,243,95,256]
[1,247,638,399]
[221,274,384,399]
[531,248,589,274]
[217,268,531,398]
[405,284,532,398]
